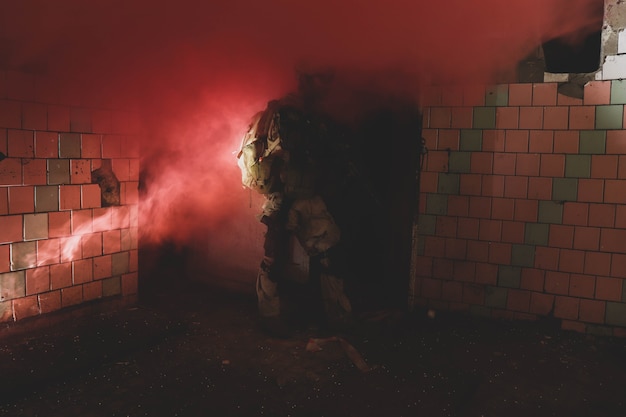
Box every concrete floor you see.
[0,278,625,417]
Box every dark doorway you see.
[328,98,422,312]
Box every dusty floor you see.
[1,279,625,417]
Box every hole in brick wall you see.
[542,1,604,73]
[91,159,120,207]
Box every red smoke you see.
[0,0,603,275]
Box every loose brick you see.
[595,276,623,301]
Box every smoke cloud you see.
[0,0,603,276]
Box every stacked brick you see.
[415,80,626,337]
[0,70,140,323]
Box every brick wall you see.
[413,79,626,337]
[0,70,140,324]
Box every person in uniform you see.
[237,89,352,337]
